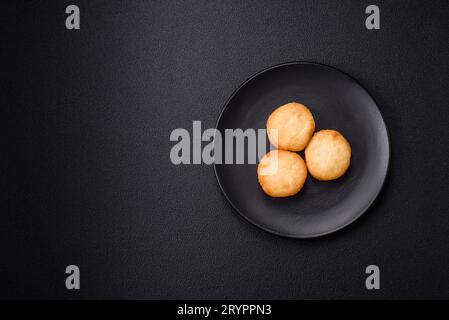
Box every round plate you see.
[214,62,390,238]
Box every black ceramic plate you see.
[214,62,390,238]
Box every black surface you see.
[2,0,449,299]
[215,62,390,238]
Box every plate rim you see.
[213,61,391,239]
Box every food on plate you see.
[266,102,315,151]
[257,150,308,197]
[305,129,351,181]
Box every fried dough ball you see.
[305,130,351,181]
[266,102,315,151]
[257,150,308,197]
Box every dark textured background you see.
[2,0,449,299]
